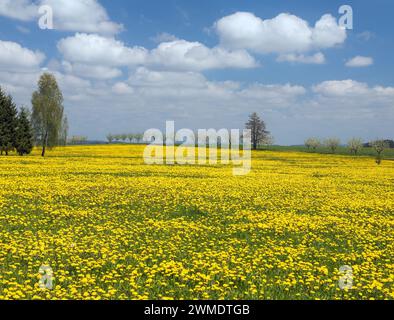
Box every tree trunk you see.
[42,132,48,157]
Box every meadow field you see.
[268,145,394,158]
[0,145,393,300]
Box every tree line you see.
[0,73,68,157]
[241,113,391,164]
[105,113,272,149]
[106,133,145,144]
[305,137,392,164]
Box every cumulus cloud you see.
[0,7,392,145]
[313,80,370,96]
[61,61,122,80]
[307,79,394,134]
[311,80,394,121]
[313,80,393,100]
[0,67,93,108]
[57,34,258,73]
[345,56,374,67]
[239,83,306,102]
[128,67,208,88]
[57,33,148,67]
[0,40,45,71]
[0,0,37,21]
[311,14,347,49]
[214,12,346,54]
[112,82,134,95]
[0,0,122,34]
[124,68,306,109]
[148,40,258,71]
[2,62,393,145]
[277,52,325,64]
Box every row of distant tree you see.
[105,113,272,148]
[0,73,68,157]
[305,137,393,153]
[105,113,271,147]
[305,137,393,164]
[106,133,144,144]
[68,136,88,145]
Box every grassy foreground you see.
[0,145,393,300]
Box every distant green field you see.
[264,145,394,159]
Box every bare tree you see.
[245,113,270,150]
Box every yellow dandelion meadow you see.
[0,145,392,300]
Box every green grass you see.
[263,145,394,159]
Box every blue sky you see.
[0,0,393,144]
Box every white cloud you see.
[311,14,347,49]
[357,31,374,41]
[123,68,306,109]
[313,80,370,96]
[0,6,391,145]
[151,32,179,43]
[57,34,258,72]
[62,61,122,80]
[277,52,325,64]
[112,82,134,95]
[57,33,147,67]
[148,40,258,71]
[2,64,393,145]
[234,83,307,115]
[240,83,306,102]
[215,12,346,54]
[0,0,37,21]
[0,40,45,71]
[0,0,122,34]
[43,0,123,34]
[345,56,374,67]
[0,68,93,108]
[312,80,394,108]
[128,67,207,88]
[0,70,40,99]
[308,80,394,129]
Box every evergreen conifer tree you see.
[0,87,18,155]
[15,107,34,156]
